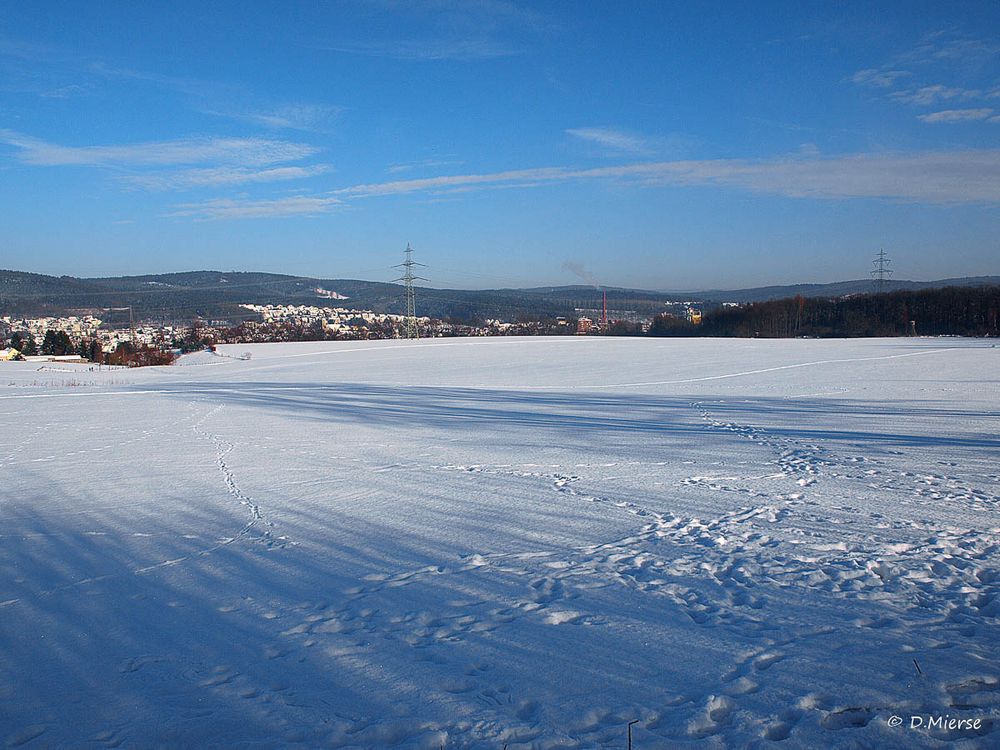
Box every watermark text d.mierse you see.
[887,714,985,731]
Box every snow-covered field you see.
[2,337,998,748]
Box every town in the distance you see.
[0,300,705,366]
[2,256,999,366]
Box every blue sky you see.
[1,1,998,290]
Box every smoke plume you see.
[562,261,599,288]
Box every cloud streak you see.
[851,68,910,88]
[0,131,319,167]
[387,158,464,174]
[124,165,331,190]
[323,38,519,61]
[899,32,1000,66]
[331,150,1000,204]
[852,33,999,126]
[204,103,341,131]
[891,84,981,106]
[170,195,342,220]
[319,0,548,61]
[566,127,652,155]
[171,148,1000,218]
[917,108,994,123]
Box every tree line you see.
[4,329,175,366]
[644,285,1000,338]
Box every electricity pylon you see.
[393,243,427,338]
[871,248,892,295]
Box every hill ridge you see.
[2,268,997,321]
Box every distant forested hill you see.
[2,269,998,324]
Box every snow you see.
[1,336,998,748]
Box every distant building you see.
[576,317,593,334]
[686,308,703,325]
[0,347,22,361]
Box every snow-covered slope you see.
[1,337,998,748]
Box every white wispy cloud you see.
[900,32,1000,66]
[891,84,981,106]
[244,105,337,130]
[349,150,1000,203]
[124,164,331,190]
[0,35,73,63]
[387,158,464,174]
[321,0,548,61]
[170,195,342,220]
[335,166,571,198]
[917,108,994,123]
[0,130,328,192]
[854,33,999,120]
[166,148,1000,219]
[205,103,341,131]
[851,68,910,88]
[36,83,91,99]
[0,130,320,167]
[322,38,519,61]
[566,127,652,155]
[0,35,92,98]
[87,61,230,101]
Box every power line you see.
[103,306,136,349]
[392,243,427,339]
